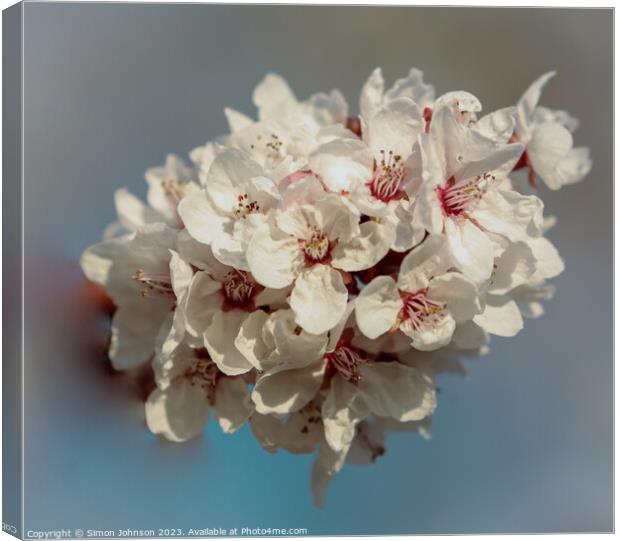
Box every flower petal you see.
[234,309,271,371]
[331,221,392,272]
[246,222,301,289]
[109,301,170,370]
[473,188,544,242]
[428,271,481,323]
[290,265,348,335]
[444,219,495,283]
[322,376,370,452]
[527,122,574,190]
[397,234,451,292]
[145,380,209,442]
[114,188,162,231]
[366,97,424,159]
[252,361,325,415]
[473,294,523,337]
[252,73,298,120]
[308,138,373,193]
[358,362,436,422]
[178,191,229,245]
[213,377,253,433]
[204,310,254,375]
[355,276,401,339]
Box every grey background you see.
[20,4,612,534]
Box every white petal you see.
[204,310,254,375]
[428,272,481,323]
[109,301,169,370]
[552,147,592,187]
[529,237,565,281]
[290,265,348,335]
[388,199,426,252]
[473,294,523,337]
[206,148,265,213]
[213,377,253,433]
[435,91,482,121]
[359,67,385,121]
[331,221,392,272]
[397,234,451,292]
[445,219,495,283]
[169,250,193,298]
[234,310,271,371]
[473,188,544,242]
[252,73,298,120]
[474,107,516,145]
[384,67,435,109]
[322,376,370,452]
[452,320,489,350]
[145,380,209,442]
[527,122,573,190]
[114,188,162,231]
[246,222,301,289]
[490,242,536,294]
[404,311,456,351]
[355,276,401,339]
[366,97,424,159]
[358,362,436,422]
[177,191,229,245]
[311,440,345,508]
[224,107,253,133]
[184,271,221,337]
[251,362,325,415]
[516,71,556,136]
[308,138,373,193]
[270,309,328,367]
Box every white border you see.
[0,2,615,541]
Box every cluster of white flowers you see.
[81,68,591,506]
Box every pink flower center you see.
[399,289,446,334]
[222,270,256,309]
[301,229,332,265]
[325,339,368,383]
[368,150,406,202]
[436,173,494,217]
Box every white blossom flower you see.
[146,345,253,442]
[247,176,391,334]
[414,106,543,282]
[308,96,426,251]
[243,305,436,436]
[513,72,592,190]
[80,224,191,369]
[355,235,482,350]
[114,154,200,233]
[181,248,288,376]
[178,148,280,270]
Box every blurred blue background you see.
[21,4,612,534]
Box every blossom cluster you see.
[81,68,591,505]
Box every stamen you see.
[184,356,220,403]
[133,269,174,298]
[234,193,261,219]
[399,289,447,334]
[301,228,331,264]
[325,340,368,383]
[222,269,255,306]
[368,150,406,202]
[436,173,495,217]
[298,402,322,435]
